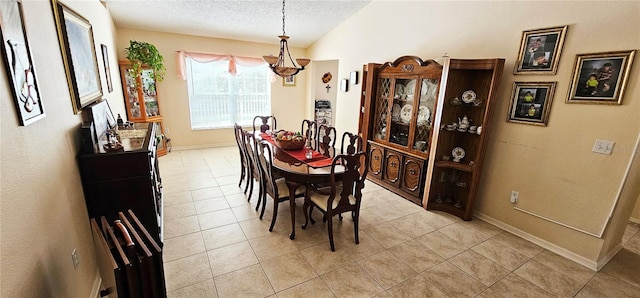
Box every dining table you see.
[257,132,343,240]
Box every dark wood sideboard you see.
[78,122,164,244]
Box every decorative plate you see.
[452,146,466,162]
[417,105,430,125]
[400,104,413,123]
[392,104,401,121]
[405,81,416,96]
[395,84,405,97]
[462,90,476,104]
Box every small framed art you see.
[340,79,349,92]
[101,44,113,93]
[0,0,46,125]
[566,50,635,105]
[350,71,359,85]
[283,75,295,86]
[507,82,556,126]
[514,25,568,75]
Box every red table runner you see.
[260,133,334,168]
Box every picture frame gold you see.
[514,25,568,75]
[507,82,556,126]
[566,50,635,105]
[282,75,295,86]
[52,0,102,114]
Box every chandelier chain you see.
[281,0,286,35]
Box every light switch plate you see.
[593,139,614,155]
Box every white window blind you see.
[185,58,271,129]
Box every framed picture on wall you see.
[52,0,103,114]
[514,25,568,75]
[100,44,113,93]
[0,0,46,125]
[283,75,295,86]
[566,50,635,105]
[507,82,556,126]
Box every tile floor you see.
[158,147,640,298]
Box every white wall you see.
[308,1,640,266]
[1,0,120,296]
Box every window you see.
[185,58,271,129]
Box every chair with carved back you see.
[302,151,369,251]
[301,119,318,150]
[255,141,305,231]
[317,124,337,157]
[340,132,363,155]
[253,115,277,133]
[242,131,263,205]
[233,123,249,189]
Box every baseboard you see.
[630,217,640,224]
[90,268,102,298]
[474,211,599,271]
[171,142,235,151]
[596,243,623,270]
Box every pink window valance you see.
[176,50,271,80]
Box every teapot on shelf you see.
[458,115,471,129]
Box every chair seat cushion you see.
[275,178,305,198]
[309,186,356,211]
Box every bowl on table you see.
[275,131,307,150]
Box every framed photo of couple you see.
[514,25,568,75]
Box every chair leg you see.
[238,165,245,188]
[243,168,251,194]
[259,191,267,218]
[309,205,316,225]
[327,215,335,252]
[247,177,254,202]
[353,210,360,245]
[302,199,310,229]
[269,198,278,232]
[255,180,263,210]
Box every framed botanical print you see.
[566,50,635,105]
[0,0,46,125]
[514,25,568,75]
[52,0,102,114]
[507,82,557,126]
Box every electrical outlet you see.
[510,190,519,203]
[592,139,614,155]
[71,249,79,270]
[164,127,170,134]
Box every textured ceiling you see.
[104,0,371,47]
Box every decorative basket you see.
[276,137,306,150]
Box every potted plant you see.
[124,40,166,82]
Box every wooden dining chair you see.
[340,132,363,155]
[317,124,337,157]
[301,119,318,150]
[302,152,369,251]
[242,131,263,205]
[253,115,277,133]
[255,141,305,232]
[233,123,249,189]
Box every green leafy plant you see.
[124,40,166,81]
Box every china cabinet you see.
[119,61,167,156]
[424,58,505,220]
[359,56,504,218]
[78,122,164,244]
[359,56,443,205]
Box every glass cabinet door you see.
[141,69,160,117]
[413,78,439,153]
[389,78,416,147]
[372,77,390,142]
[122,67,142,119]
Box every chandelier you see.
[263,0,310,77]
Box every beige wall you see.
[309,1,640,266]
[632,196,640,223]
[115,29,308,149]
[1,0,120,296]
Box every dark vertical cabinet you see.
[78,122,164,244]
